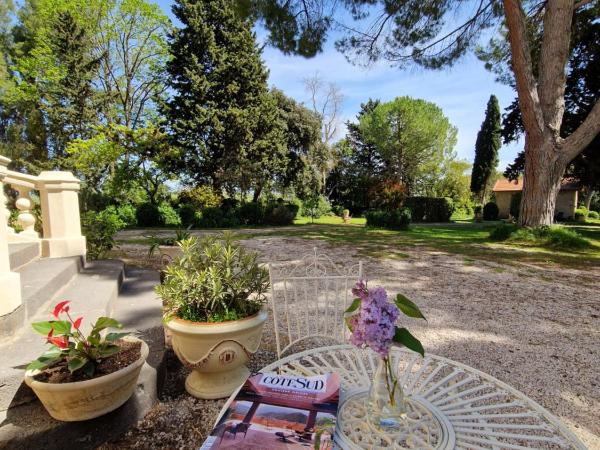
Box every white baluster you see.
[15,187,38,237]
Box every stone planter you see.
[165,309,267,399]
[24,337,149,421]
[158,245,182,265]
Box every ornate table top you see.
[260,345,586,450]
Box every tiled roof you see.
[492,178,579,192]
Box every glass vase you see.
[367,355,407,430]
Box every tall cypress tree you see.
[162,0,274,193]
[471,95,501,202]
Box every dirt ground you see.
[104,231,600,449]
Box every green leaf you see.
[393,327,425,357]
[345,298,361,314]
[31,320,71,336]
[92,317,123,334]
[395,294,426,320]
[68,356,88,373]
[105,332,129,342]
[26,347,63,371]
[98,344,121,358]
[82,361,96,378]
[344,315,354,332]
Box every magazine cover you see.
[200,372,340,449]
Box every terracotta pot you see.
[24,337,149,421]
[165,309,267,399]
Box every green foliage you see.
[359,97,457,194]
[158,203,181,227]
[365,209,411,230]
[264,202,298,226]
[82,207,126,259]
[162,0,284,195]
[302,195,331,222]
[574,207,588,220]
[28,301,127,378]
[510,192,522,219]
[588,211,599,219]
[404,197,454,223]
[148,226,192,256]
[471,95,501,200]
[489,225,591,250]
[177,186,222,210]
[156,234,269,323]
[483,202,499,221]
[115,204,137,228]
[177,204,198,227]
[136,203,161,227]
[237,202,265,226]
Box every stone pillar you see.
[38,171,86,258]
[0,156,22,316]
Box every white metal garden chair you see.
[268,248,363,359]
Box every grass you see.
[116,216,600,269]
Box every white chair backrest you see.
[268,248,363,358]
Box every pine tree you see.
[470,95,501,203]
[162,0,276,193]
[45,11,103,161]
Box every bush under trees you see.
[483,202,499,221]
[404,197,454,222]
[489,224,590,250]
[365,208,411,230]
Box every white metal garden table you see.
[258,344,586,450]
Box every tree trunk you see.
[252,185,263,203]
[583,189,594,210]
[519,135,567,226]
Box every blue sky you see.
[154,0,522,170]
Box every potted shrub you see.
[24,301,148,421]
[156,233,269,399]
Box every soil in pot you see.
[32,340,142,384]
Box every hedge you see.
[404,197,454,222]
[365,208,411,230]
[483,202,499,221]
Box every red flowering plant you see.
[27,301,129,378]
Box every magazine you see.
[200,372,340,449]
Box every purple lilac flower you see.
[349,280,399,357]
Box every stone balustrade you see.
[0,155,86,316]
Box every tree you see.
[162,0,277,196]
[358,96,457,195]
[245,0,600,226]
[470,95,501,203]
[96,0,171,129]
[500,4,600,210]
[303,72,343,191]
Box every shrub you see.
[368,180,407,211]
[136,203,161,227]
[237,202,265,226]
[574,207,588,221]
[264,202,298,225]
[220,197,239,213]
[489,224,590,249]
[178,204,198,227]
[302,195,331,221]
[196,207,225,228]
[510,192,522,219]
[177,185,222,209]
[483,202,499,221]
[404,197,454,222]
[588,211,599,219]
[489,224,518,241]
[82,207,126,259]
[365,208,411,230]
[331,204,344,217]
[156,234,269,323]
[115,204,137,227]
[158,203,182,227]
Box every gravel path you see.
[103,234,600,450]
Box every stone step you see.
[0,265,166,450]
[0,260,124,413]
[0,256,83,340]
[8,242,41,271]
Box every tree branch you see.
[503,0,545,140]
[563,98,600,161]
[574,0,594,9]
